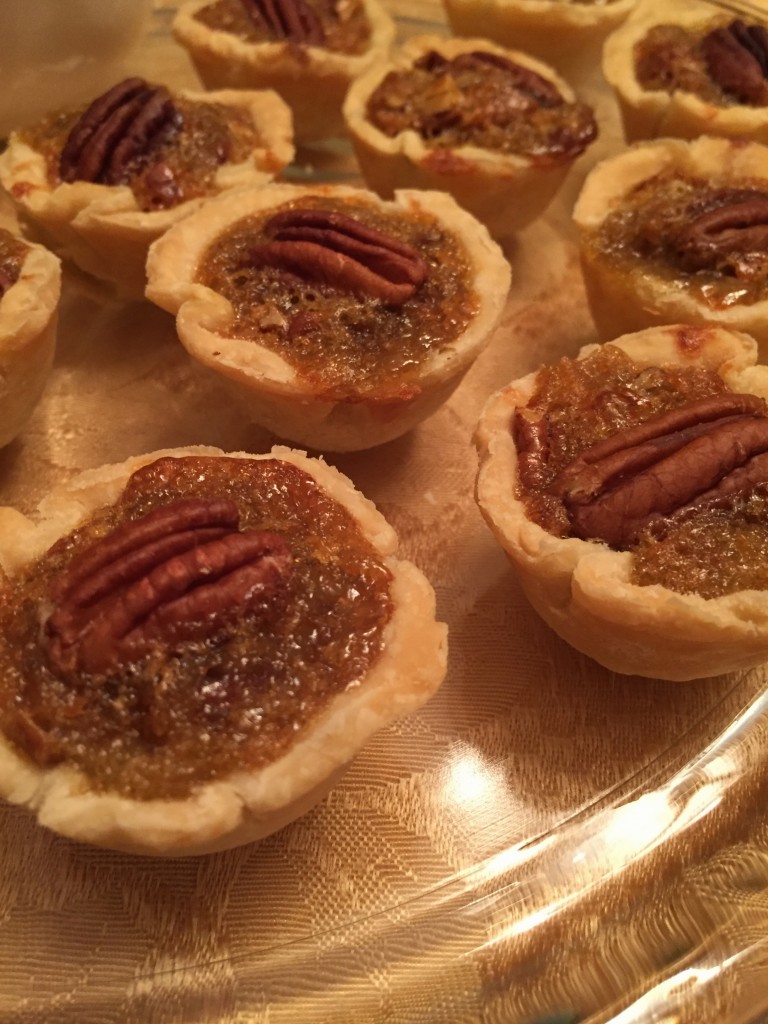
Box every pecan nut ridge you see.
[702,19,768,106]
[59,78,179,186]
[246,207,430,305]
[45,498,293,676]
[674,195,768,274]
[552,393,768,547]
[241,0,326,46]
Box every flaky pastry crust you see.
[145,182,511,452]
[172,0,395,142]
[603,0,768,144]
[475,323,768,681]
[0,236,61,448]
[443,0,635,77]
[343,35,593,239]
[0,445,447,856]
[573,136,768,353]
[0,88,294,299]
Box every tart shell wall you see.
[172,0,396,142]
[145,182,511,452]
[343,34,590,239]
[0,238,61,448]
[603,0,768,145]
[0,444,448,856]
[474,323,768,682]
[0,88,294,300]
[573,136,768,354]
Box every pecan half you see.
[59,77,179,186]
[241,0,325,45]
[245,207,430,305]
[549,393,768,547]
[45,497,293,676]
[702,19,768,105]
[673,195,768,275]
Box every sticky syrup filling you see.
[0,456,394,800]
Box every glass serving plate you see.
[2,2,768,1021]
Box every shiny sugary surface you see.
[582,169,768,308]
[197,196,477,399]
[0,227,28,294]
[20,97,261,212]
[194,0,371,54]
[0,456,394,800]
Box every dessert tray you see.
[2,1,768,1021]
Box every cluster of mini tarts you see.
[0,445,447,856]
[172,0,395,142]
[0,86,294,299]
[343,34,598,239]
[0,230,61,448]
[573,135,768,353]
[145,181,511,452]
[475,323,768,682]
[603,0,768,144]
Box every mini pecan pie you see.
[604,0,768,143]
[0,78,293,298]
[442,0,636,80]
[0,445,446,855]
[343,36,598,238]
[145,182,510,451]
[172,0,395,142]
[475,323,768,680]
[573,136,768,352]
[0,227,60,447]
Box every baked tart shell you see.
[573,136,768,353]
[475,323,768,681]
[0,445,447,856]
[145,182,511,452]
[0,237,61,448]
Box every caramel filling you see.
[0,456,394,800]
[513,345,768,598]
[581,169,768,309]
[366,50,597,162]
[635,18,768,108]
[21,92,262,212]
[196,196,477,399]
[193,0,371,55]
[0,227,28,298]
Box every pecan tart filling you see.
[475,324,768,680]
[192,0,371,55]
[364,48,597,163]
[0,228,28,300]
[344,36,597,238]
[196,196,475,399]
[582,170,768,310]
[146,183,510,452]
[0,455,392,799]
[514,343,768,598]
[19,76,271,213]
[635,18,768,109]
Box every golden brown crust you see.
[0,88,294,299]
[603,0,768,144]
[343,35,592,238]
[573,136,768,353]
[474,323,768,681]
[145,182,511,452]
[0,444,448,856]
[172,0,395,142]
[443,0,636,76]
[0,236,61,448]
